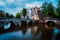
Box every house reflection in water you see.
[0,23,42,40]
[0,21,60,40]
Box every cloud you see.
[9,0,14,3]
[5,7,22,16]
[0,0,44,16]
[25,1,43,8]
[0,0,58,16]
[0,1,6,6]
[0,0,23,16]
[16,0,26,2]
[5,0,14,3]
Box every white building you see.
[26,7,40,20]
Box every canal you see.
[0,22,60,40]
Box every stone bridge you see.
[0,19,35,26]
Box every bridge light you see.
[32,15,39,20]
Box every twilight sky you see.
[0,0,58,16]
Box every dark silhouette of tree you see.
[21,8,27,18]
[6,13,10,18]
[56,0,60,14]
[47,3,55,17]
[0,10,6,18]
[41,2,48,16]
[16,12,21,18]
[10,14,14,18]
[56,0,60,19]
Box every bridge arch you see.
[46,21,56,27]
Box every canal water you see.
[0,22,60,40]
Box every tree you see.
[6,13,10,18]
[47,3,55,17]
[56,0,60,18]
[21,8,27,18]
[0,10,6,18]
[16,12,21,18]
[41,2,48,16]
[10,14,14,18]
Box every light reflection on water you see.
[0,22,60,40]
[0,23,41,40]
[4,22,10,29]
[0,28,41,40]
[52,28,60,40]
[53,28,60,35]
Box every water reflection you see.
[4,22,10,29]
[52,28,60,40]
[31,24,39,36]
[31,24,41,40]
[20,25,27,34]
[0,22,60,40]
[0,23,42,40]
[0,21,5,30]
